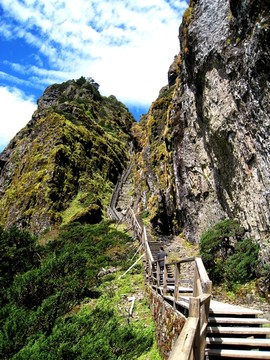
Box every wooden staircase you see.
[168,296,270,359]
[107,168,270,359]
[148,241,164,259]
[148,241,176,285]
[205,300,270,359]
[148,240,270,358]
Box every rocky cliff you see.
[0,77,134,234]
[0,0,269,254]
[132,0,270,256]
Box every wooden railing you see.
[107,163,133,222]
[120,207,212,359]
[124,207,143,240]
[167,257,212,360]
[108,194,212,359]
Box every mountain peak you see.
[0,77,134,234]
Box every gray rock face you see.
[135,0,270,251]
[170,0,270,242]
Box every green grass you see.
[61,191,86,224]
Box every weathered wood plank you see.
[166,285,193,293]
[206,337,270,346]
[195,257,211,284]
[169,317,199,360]
[209,300,263,315]
[205,348,270,359]
[207,326,270,335]
[208,317,270,325]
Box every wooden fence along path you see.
[107,169,270,359]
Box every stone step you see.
[162,295,190,310]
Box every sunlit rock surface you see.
[133,0,270,250]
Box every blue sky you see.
[0,0,188,150]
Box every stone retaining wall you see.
[146,285,186,359]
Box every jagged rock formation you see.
[132,0,270,255]
[0,77,134,234]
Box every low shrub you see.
[0,222,160,359]
[200,219,259,288]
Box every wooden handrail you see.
[107,163,133,221]
[166,256,212,360]
[195,257,210,284]
[169,317,199,360]
[168,257,196,265]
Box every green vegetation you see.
[131,83,177,235]
[182,1,195,54]
[0,78,135,234]
[224,238,260,287]
[200,219,260,289]
[183,6,193,24]
[0,227,40,308]
[0,223,160,359]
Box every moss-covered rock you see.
[131,72,178,235]
[0,77,135,234]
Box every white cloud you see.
[0,87,36,150]
[0,0,188,147]
[1,0,187,95]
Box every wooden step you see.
[205,348,270,359]
[165,285,193,293]
[209,300,263,316]
[208,317,270,325]
[206,336,270,347]
[165,277,192,282]
[207,326,270,335]
[148,242,164,257]
[177,297,270,316]
[163,295,191,310]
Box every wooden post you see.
[193,266,199,297]
[157,261,161,287]
[189,297,200,359]
[168,317,199,360]
[163,263,168,296]
[174,263,180,304]
[189,297,200,318]
[199,282,212,360]
[143,226,147,245]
